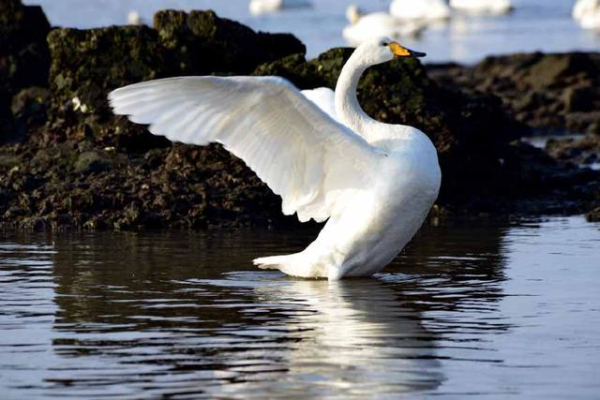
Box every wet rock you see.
[0,0,51,143]
[0,110,14,144]
[428,52,600,135]
[545,134,600,168]
[46,25,170,150]
[10,86,51,139]
[74,151,113,174]
[0,0,51,96]
[154,10,305,75]
[564,86,598,113]
[586,207,600,222]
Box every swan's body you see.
[390,0,451,21]
[249,0,310,15]
[109,38,441,280]
[343,5,425,46]
[450,0,512,15]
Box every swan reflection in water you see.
[202,274,444,397]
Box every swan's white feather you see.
[109,76,383,224]
[301,87,337,121]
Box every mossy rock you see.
[0,0,50,96]
[44,10,307,151]
[154,10,306,75]
[440,52,600,134]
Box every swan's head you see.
[355,37,426,66]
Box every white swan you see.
[249,0,311,15]
[450,0,512,15]
[343,5,426,46]
[109,38,442,280]
[127,11,143,26]
[573,0,600,29]
[573,0,598,20]
[390,0,451,21]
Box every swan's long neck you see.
[334,54,381,140]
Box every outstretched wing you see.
[109,76,383,223]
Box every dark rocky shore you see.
[1,0,599,230]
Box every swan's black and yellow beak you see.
[389,42,426,59]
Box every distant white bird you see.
[580,10,600,29]
[249,0,311,15]
[109,38,441,280]
[450,0,512,15]
[343,5,426,46]
[573,0,600,29]
[390,0,451,21]
[127,10,143,25]
[573,0,598,20]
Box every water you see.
[23,0,600,62]
[1,216,599,399]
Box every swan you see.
[580,11,600,29]
[573,0,598,20]
[450,0,512,15]
[573,0,600,29]
[249,0,311,15]
[343,5,426,46]
[127,11,143,26]
[108,38,442,280]
[390,0,451,21]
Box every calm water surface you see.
[1,216,599,399]
[24,0,600,61]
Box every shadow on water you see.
[14,222,509,399]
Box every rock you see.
[46,25,170,150]
[154,10,305,75]
[0,110,14,144]
[564,86,598,113]
[428,52,600,135]
[0,0,51,96]
[10,87,51,139]
[44,10,306,152]
[74,151,113,174]
[0,0,51,144]
[545,134,600,168]
[586,207,600,222]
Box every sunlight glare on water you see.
[1,216,599,399]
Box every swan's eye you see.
[381,41,389,47]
